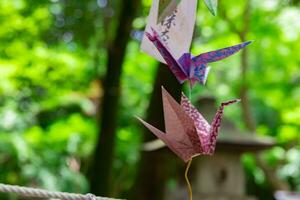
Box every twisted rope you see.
[0,183,124,200]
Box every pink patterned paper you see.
[137,87,240,162]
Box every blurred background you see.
[0,0,299,199]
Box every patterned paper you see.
[145,28,252,87]
[141,0,198,63]
[137,87,240,162]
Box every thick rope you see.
[0,183,124,200]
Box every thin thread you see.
[185,158,193,200]
[186,83,193,200]
[188,83,192,101]
[0,183,123,200]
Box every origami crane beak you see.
[221,99,241,106]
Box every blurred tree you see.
[88,0,141,196]
[0,0,99,197]
[0,0,299,200]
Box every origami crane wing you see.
[192,41,252,64]
[137,87,202,162]
[181,93,212,153]
[145,29,188,83]
[161,87,201,150]
[187,41,252,86]
[181,93,210,135]
[137,117,182,157]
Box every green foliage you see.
[0,0,153,197]
[204,0,218,16]
[0,0,299,199]
[0,0,98,197]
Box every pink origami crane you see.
[137,87,240,162]
[145,28,252,87]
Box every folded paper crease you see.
[137,87,240,162]
[145,28,252,87]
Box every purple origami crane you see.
[145,28,252,87]
[137,87,240,162]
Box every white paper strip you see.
[141,0,198,63]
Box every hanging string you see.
[188,82,192,101]
[188,86,192,101]
[184,158,193,200]
[185,83,193,200]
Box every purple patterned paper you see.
[145,28,252,87]
[145,29,188,83]
[192,41,252,63]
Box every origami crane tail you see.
[136,117,167,140]
[136,116,179,155]
[207,99,240,154]
[136,116,191,162]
